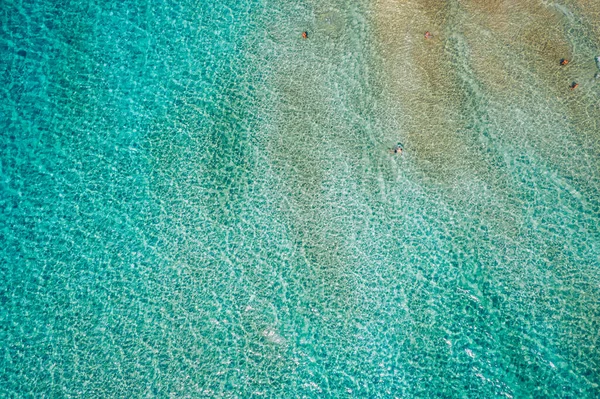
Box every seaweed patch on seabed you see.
[261,9,367,324]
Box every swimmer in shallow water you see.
[424,31,433,39]
[302,31,308,39]
[390,143,403,155]
[570,82,579,90]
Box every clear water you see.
[1,0,599,397]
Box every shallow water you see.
[1,0,599,397]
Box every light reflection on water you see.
[1,0,599,397]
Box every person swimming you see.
[391,143,403,155]
[302,31,308,39]
[560,58,569,66]
[570,82,579,90]
[424,31,432,39]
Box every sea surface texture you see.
[1,0,600,397]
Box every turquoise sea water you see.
[1,0,599,397]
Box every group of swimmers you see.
[561,59,580,90]
[301,30,581,156]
